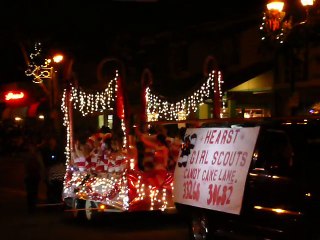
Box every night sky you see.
[0,0,265,84]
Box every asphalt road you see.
[0,152,190,240]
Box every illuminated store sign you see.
[4,91,26,102]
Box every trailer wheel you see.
[72,199,85,219]
[85,200,97,221]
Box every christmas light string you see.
[69,78,116,116]
[146,70,224,121]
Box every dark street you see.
[0,152,190,240]
[1,1,320,240]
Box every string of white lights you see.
[69,78,116,116]
[146,70,223,121]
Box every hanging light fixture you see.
[266,0,285,31]
[260,0,315,44]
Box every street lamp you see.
[53,54,64,63]
[50,53,64,110]
[260,0,319,116]
[260,0,315,44]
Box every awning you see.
[228,71,273,93]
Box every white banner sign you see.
[173,126,260,215]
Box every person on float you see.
[86,127,113,172]
[134,124,158,171]
[135,126,170,186]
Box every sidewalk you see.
[0,152,55,218]
[0,185,66,240]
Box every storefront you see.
[227,71,273,118]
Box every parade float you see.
[61,61,224,220]
[61,70,176,220]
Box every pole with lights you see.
[203,55,223,119]
[260,0,317,116]
[25,42,66,131]
[25,43,64,109]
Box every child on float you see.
[134,125,170,186]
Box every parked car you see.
[174,116,320,240]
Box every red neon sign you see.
[4,91,26,102]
